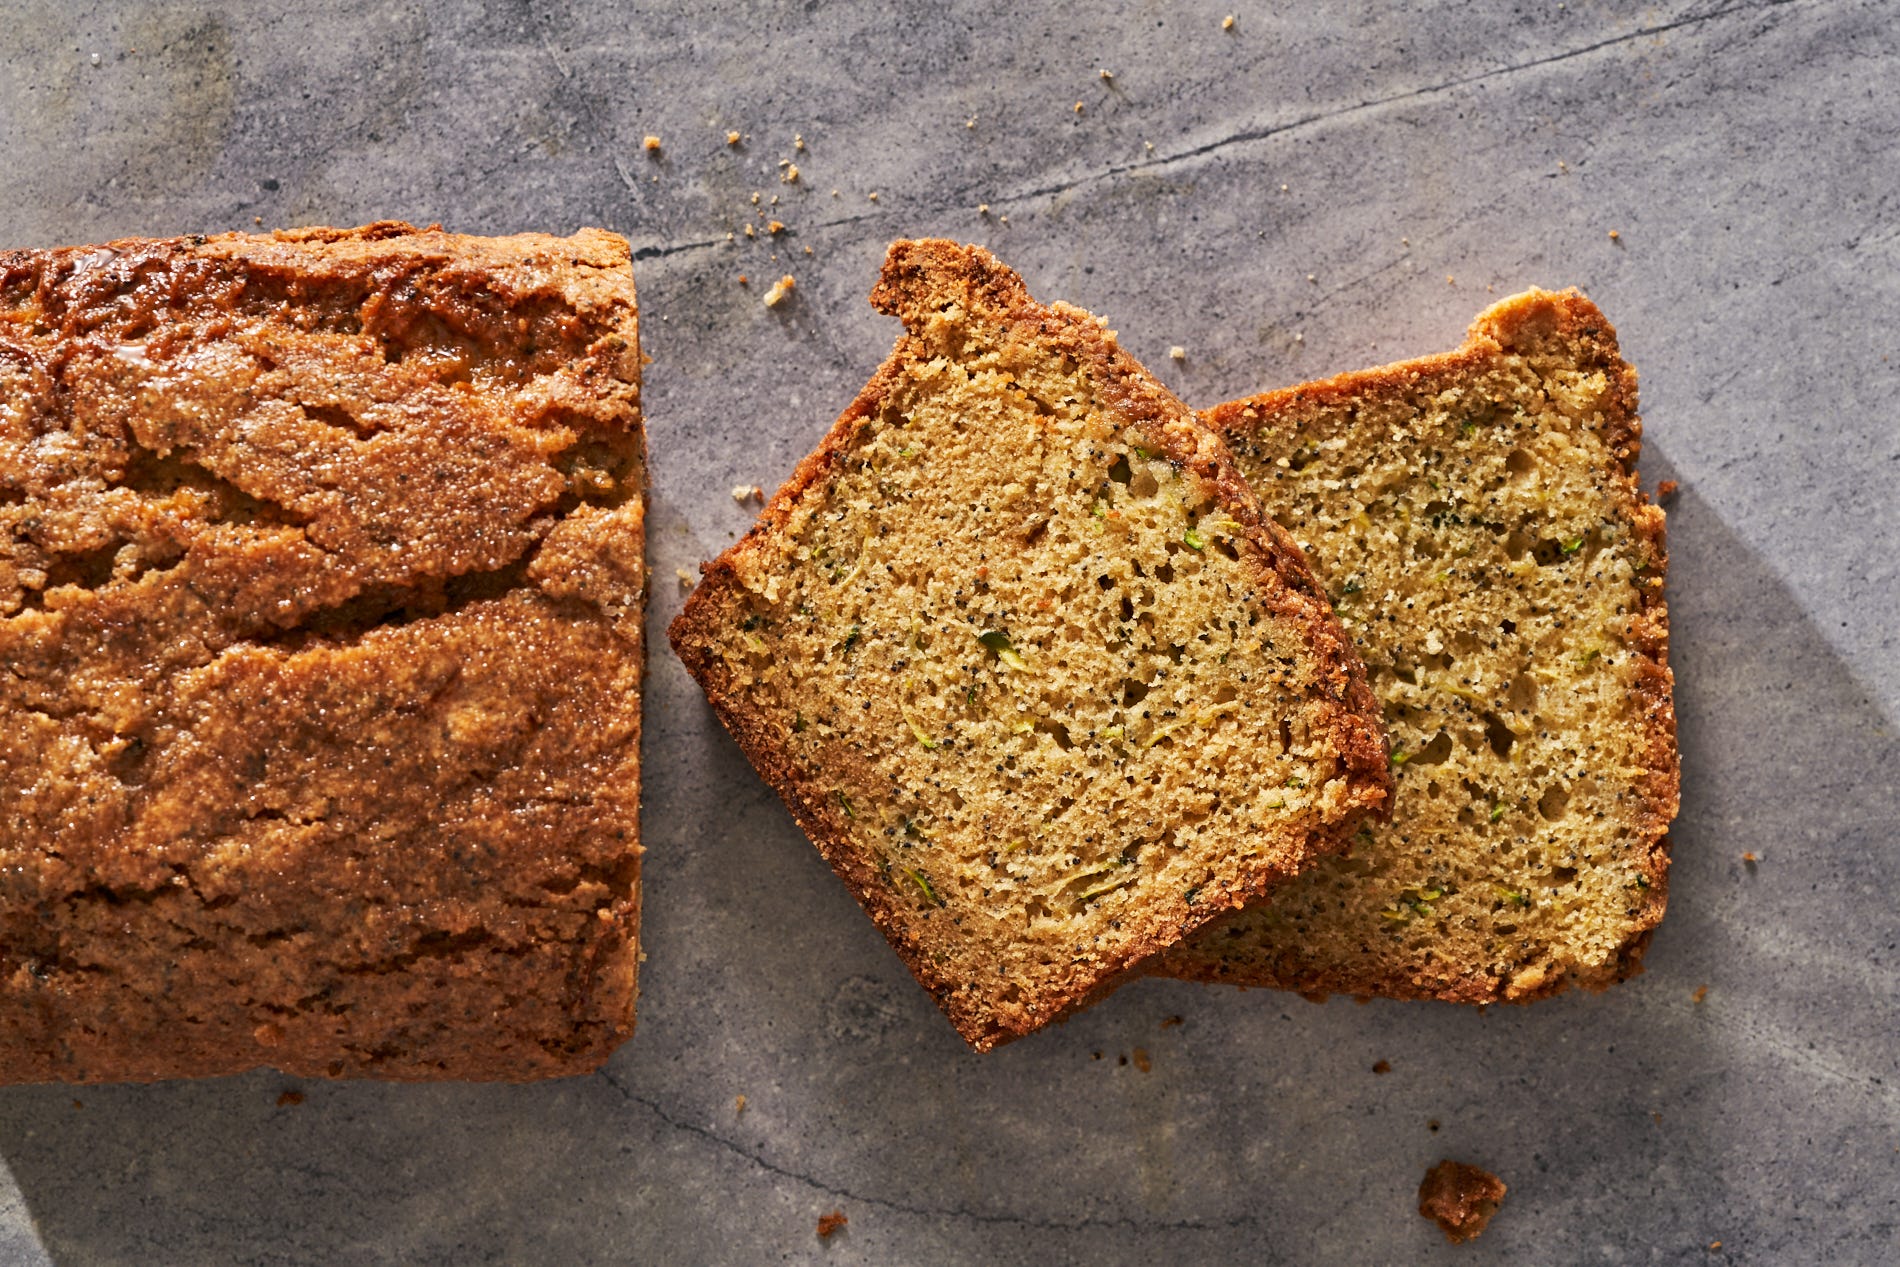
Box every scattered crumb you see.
[1132,1047,1152,1073]
[1418,1160,1506,1244]
[1281,183,1289,192]
[966,116,977,129]
[1293,332,1304,343]
[830,188,840,197]
[978,203,990,216]
[1693,985,1709,1004]
[794,134,806,150]
[737,274,748,285]
[1658,479,1680,498]
[735,1094,747,1113]
[1159,1015,1183,1029]
[768,220,785,234]
[1372,1059,1391,1074]
[1608,229,1621,241]
[1428,1119,1441,1132]
[276,1090,304,1107]
[731,485,764,504]
[999,214,1009,225]
[816,1211,848,1239]
[1307,273,1317,283]
[1074,101,1085,114]
[744,224,756,238]
[1099,68,1114,81]
[1168,346,1186,361]
[1223,14,1236,29]
[804,246,813,256]
[764,274,795,307]
[751,191,762,205]
[1709,1243,1722,1252]
[253,216,263,226]
[1559,160,1569,172]
[783,163,799,183]
[726,130,742,145]
[1447,274,1456,285]
[867,191,879,202]
[642,135,661,154]
[1742,851,1759,864]
[676,568,695,588]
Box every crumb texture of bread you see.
[1158,289,1677,1002]
[1418,1159,1507,1244]
[670,240,1388,1050]
[0,222,645,1082]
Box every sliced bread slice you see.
[1155,289,1677,1002]
[670,241,1390,1049]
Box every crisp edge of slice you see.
[1157,287,1679,1003]
[669,240,1392,1048]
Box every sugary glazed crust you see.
[670,241,1390,1049]
[0,222,645,1081]
[1165,288,1678,1004]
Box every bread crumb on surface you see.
[783,163,799,183]
[1168,345,1186,361]
[1742,851,1758,864]
[978,203,990,216]
[726,130,742,145]
[1074,100,1085,114]
[731,485,764,504]
[1099,68,1114,80]
[276,1090,304,1107]
[1418,1160,1506,1244]
[794,133,806,150]
[1658,479,1680,498]
[816,1211,847,1239]
[1609,229,1621,240]
[642,135,661,153]
[1159,1015,1183,1029]
[1131,1047,1152,1072]
[763,274,795,307]
[677,568,696,588]
[1372,1059,1391,1074]
[867,191,879,201]
[768,220,785,234]
[1223,14,1236,29]
[735,1093,747,1113]
[1694,984,1710,1004]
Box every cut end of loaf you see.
[672,240,1388,1049]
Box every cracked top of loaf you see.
[0,221,645,1082]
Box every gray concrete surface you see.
[3,1,1897,1262]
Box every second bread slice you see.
[670,241,1390,1049]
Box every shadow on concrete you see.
[0,473,1894,1266]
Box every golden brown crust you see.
[0,222,645,1082]
[671,241,1388,1049]
[1166,288,1676,1004]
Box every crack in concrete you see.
[992,0,1800,210]
[595,1068,1261,1234]
[614,0,1801,269]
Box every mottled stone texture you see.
[1,1,1896,1263]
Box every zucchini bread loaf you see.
[0,223,646,1081]
[670,240,1390,1049]
[1156,289,1676,1001]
